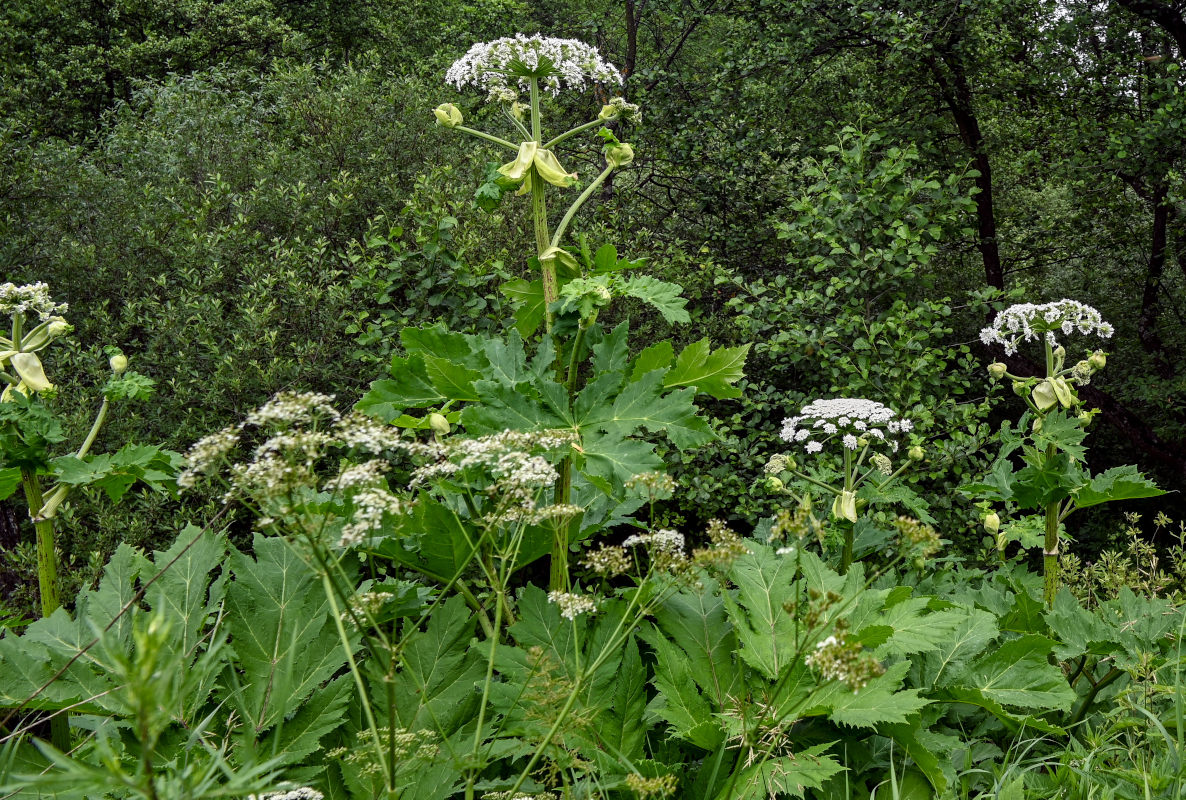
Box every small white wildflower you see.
[178,425,241,489]
[622,529,685,554]
[324,460,388,491]
[340,487,407,547]
[547,590,599,620]
[251,789,325,800]
[246,391,340,428]
[335,412,404,452]
[842,434,858,450]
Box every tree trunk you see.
[1136,186,1173,376]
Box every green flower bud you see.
[1053,345,1066,371]
[605,142,634,168]
[1012,380,1027,397]
[109,354,128,374]
[983,512,1000,535]
[433,103,463,128]
[765,476,785,493]
[1031,379,1058,412]
[9,351,52,393]
[831,490,858,524]
[47,318,71,338]
[428,413,451,436]
[987,362,1007,380]
[1032,416,1043,433]
[1089,350,1107,371]
[908,445,924,462]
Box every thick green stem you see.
[1042,341,1059,608]
[839,448,855,574]
[19,467,69,750]
[1069,667,1123,726]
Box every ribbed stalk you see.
[20,466,70,750]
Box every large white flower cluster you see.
[446,34,623,100]
[979,299,1113,356]
[780,398,912,454]
[0,281,68,320]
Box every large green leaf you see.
[663,339,750,399]
[0,466,20,500]
[225,536,349,733]
[500,278,545,338]
[356,354,446,421]
[948,634,1073,712]
[724,545,800,679]
[649,582,741,706]
[1072,464,1165,510]
[391,595,483,734]
[641,621,723,749]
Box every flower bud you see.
[598,103,619,121]
[605,142,634,168]
[109,354,128,374]
[1089,350,1106,371]
[765,476,785,493]
[433,103,463,128]
[983,512,1000,535]
[908,445,924,462]
[1012,380,1027,397]
[428,413,451,436]
[47,318,71,337]
[987,362,1007,380]
[831,490,858,524]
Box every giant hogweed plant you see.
[0,282,178,750]
[965,300,1164,607]
[359,35,748,591]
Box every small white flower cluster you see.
[412,430,572,489]
[446,34,623,100]
[0,282,68,320]
[547,590,599,620]
[340,487,407,548]
[780,398,912,455]
[979,299,1114,356]
[335,411,404,452]
[804,633,884,693]
[622,529,685,555]
[245,391,340,428]
[178,425,241,489]
[324,459,388,491]
[250,790,324,800]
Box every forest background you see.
[1,0,1185,597]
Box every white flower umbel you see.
[979,299,1114,356]
[780,398,911,455]
[0,282,69,320]
[446,34,623,100]
[547,590,599,620]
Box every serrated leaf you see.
[422,354,482,401]
[225,535,350,733]
[719,743,844,799]
[663,339,750,399]
[650,581,742,705]
[599,634,647,759]
[631,341,675,381]
[953,634,1073,711]
[640,622,723,749]
[357,355,445,421]
[588,370,715,450]
[578,428,662,493]
[500,278,545,338]
[1072,464,1165,510]
[591,320,630,377]
[1032,411,1087,461]
[261,674,352,767]
[725,545,800,679]
[619,275,690,324]
[391,595,483,734]
[918,608,998,687]
[809,661,930,728]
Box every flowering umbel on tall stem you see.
[979,299,1128,607]
[437,35,639,590]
